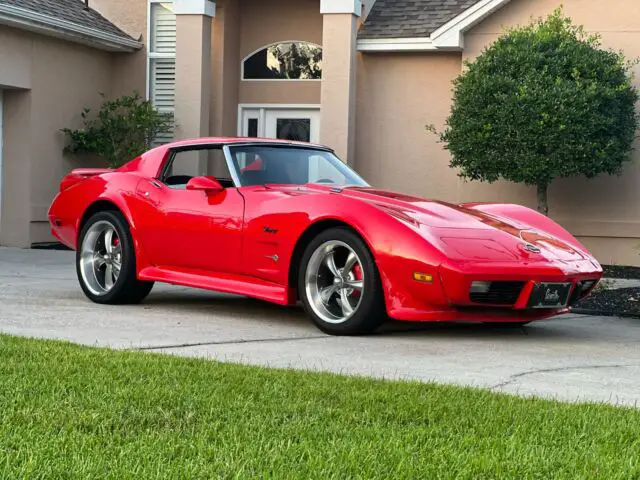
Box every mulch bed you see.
[602,264,640,280]
[571,265,640,318]
[573,286,640,318]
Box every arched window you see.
[242,42,322,80]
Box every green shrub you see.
[62,92,174,168]
[434,9,639,215]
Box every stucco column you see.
[320,0,361,164]
[174,0,215,175]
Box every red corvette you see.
[48,137,602,335]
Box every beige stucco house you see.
[0,0,639,265]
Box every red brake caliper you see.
[352,264,363,298]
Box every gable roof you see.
[0,0,141,51]
[357,0,512,51]
[359,0,482,39]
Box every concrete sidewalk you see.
[1,247,639,407]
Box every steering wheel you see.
[315,179,335,184]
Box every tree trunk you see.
[537,184,549,216]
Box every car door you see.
[134,146,244,274]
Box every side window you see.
[161,147,234,189]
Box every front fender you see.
[241,190,451,317]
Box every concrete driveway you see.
[2,247,640,407]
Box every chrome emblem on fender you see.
[524,243,541,254]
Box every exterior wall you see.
[1,89,32,247]
[0,27,32,89]
[0,26,114,247]
[355,52,463,199]
[357,0,640,266]
[91,0,148,97]
[238,0,322,105]
[461,0,640,265]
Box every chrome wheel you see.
[305,240,365,324]
[79,221,122,296]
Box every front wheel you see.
[77,211,154,305]
[298,228,386,335]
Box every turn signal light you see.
[413,273,433,283]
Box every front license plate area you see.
[527,282,573,308]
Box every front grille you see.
[470,281,525,306]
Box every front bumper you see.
[439,258,602,309]
[387,258,602,322]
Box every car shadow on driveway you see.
[137,289,637,344]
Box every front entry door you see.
[240,107,320,143]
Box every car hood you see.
[321,186,588,263]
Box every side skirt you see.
[138,266,296,305]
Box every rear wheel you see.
[77,211,154,304]
[298,228,386,335]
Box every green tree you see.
[434,9,639,215]
[62,92,174,168]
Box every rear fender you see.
[78,188,152,273]
[50,174,152,271]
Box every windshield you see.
[228,145,370,188]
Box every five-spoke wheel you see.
[305,240,365,324]
[76,211,154,305]
[79,221,123,296]
[299,228,386,335]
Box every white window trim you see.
[241,41,323,82]
[147,0,176,146]
[146,0,176,100]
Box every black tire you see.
[298,227,386,335]
[76,211,154,305]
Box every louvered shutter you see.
[149,3,176,144]
[150,3,176,54]
[150,58,175,113]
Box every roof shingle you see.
[359,0,483,39]
[0,0,135,41]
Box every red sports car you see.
[48,137,602,335]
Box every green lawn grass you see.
[1,334,639,479]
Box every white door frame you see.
[237,104,321,142]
